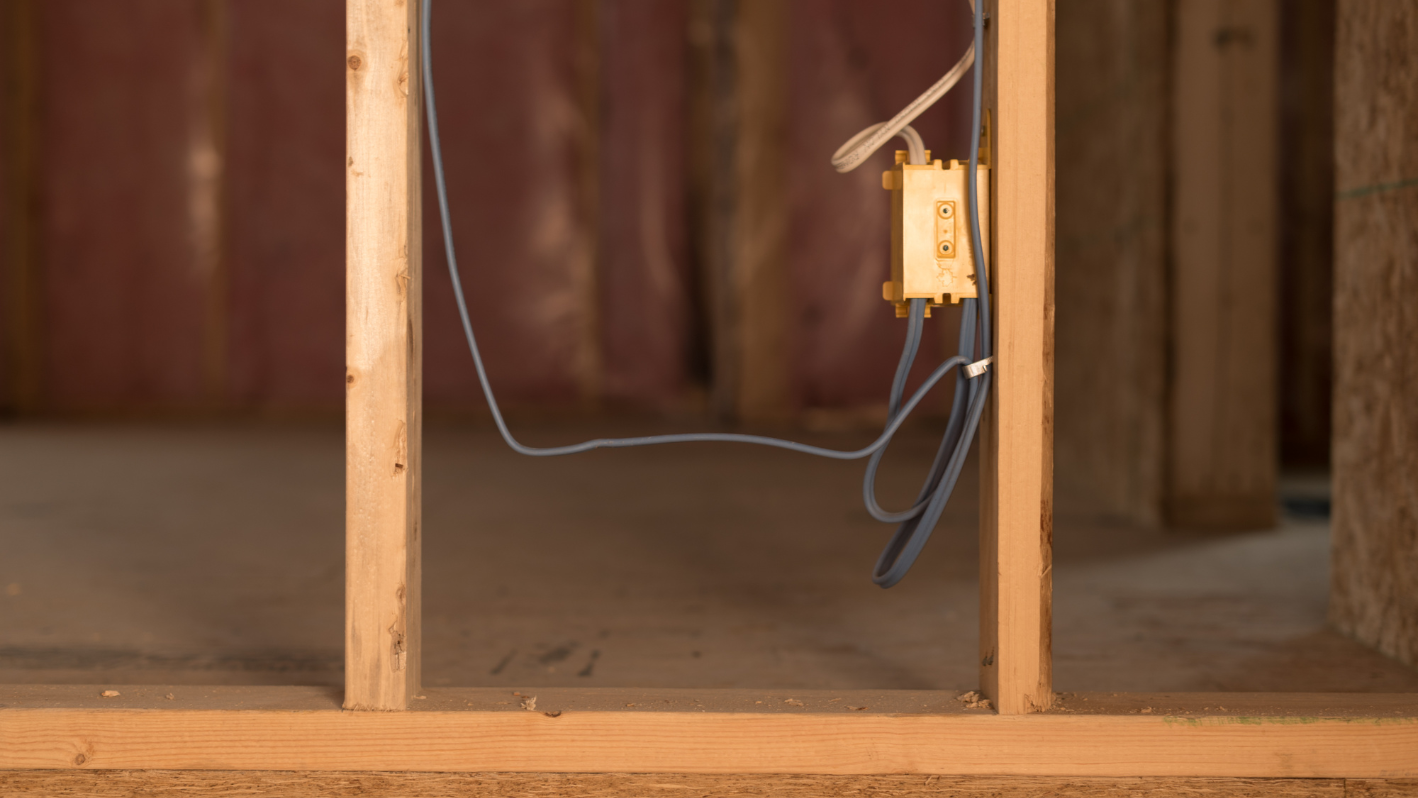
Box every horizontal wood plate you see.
[1,687,1416,777]
[6,771,1411,797]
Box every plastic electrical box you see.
[880,149,990,318]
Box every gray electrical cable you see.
[420,0,991,587]
[869,0,993,588]
[829,0,976,174]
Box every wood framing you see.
[687,0,791,421]
[1167,0,1280,530]
[9,773,1418,798]
[345,0,422,711]
[979,0,1055,715]
[4,0,1417,785]
[1330,0,1418,670]
[2,688,1417,776]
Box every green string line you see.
[1336,176,1418,201]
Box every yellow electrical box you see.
[880,151,989,318]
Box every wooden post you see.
[980,0,1055,715]
[1167,0,1279,530]
[345,0,422,711]
[1053,0,1169,526]
[687,0,790,422]
[731,0,789,422]
[1330,0,1418,670]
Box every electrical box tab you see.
[881,151,989,318]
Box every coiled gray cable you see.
[420,0,991,587]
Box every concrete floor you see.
[1,420,1414,693]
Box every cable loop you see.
[421,0,990,588]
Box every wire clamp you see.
[965,356,993,378]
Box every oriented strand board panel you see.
[1330,0,1418,670]
[1053,0,1168,525]
[1167,0,1280,530]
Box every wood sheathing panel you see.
[1053,0,1168,524]
[1330,0,1418,669]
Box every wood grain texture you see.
[345,0,421,710]
[1330,0,1418,670]
[1,703,1417,776]
[687,0,792,422]
[1167,0,1280,530]
[980,0,1055,715]
[1053,0,1168,524]
[731,0,790,421]
[1349,781,1418,798]
[0,771,1375,797]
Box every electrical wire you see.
[868,0,993,587]
[830,2,976,174]
[420,0,990,587]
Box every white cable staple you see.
[965,356,993,378]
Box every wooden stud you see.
[731,0,790,421]
[687,0,790,421]
[345,0,422,711]
[980,0,1056,715]
[1167,0,1280,530]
